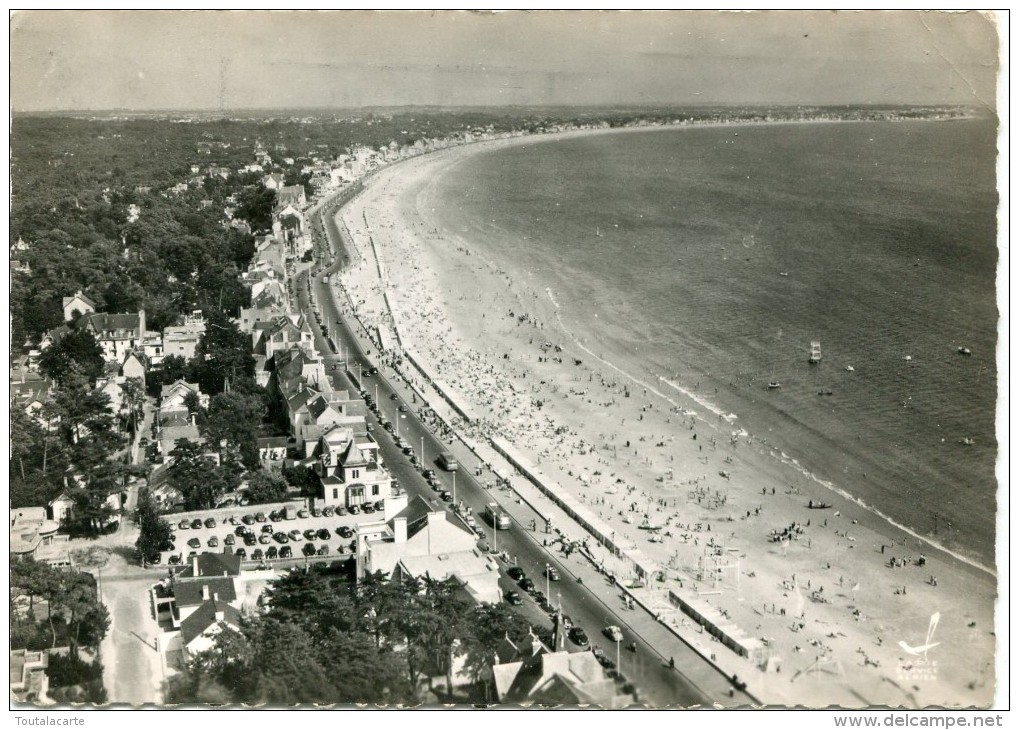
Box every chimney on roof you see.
[190,413,196,427]
[212,592,219,601]
[138,308,146,338]
[214,605,225,622]
[202,584,210,600]
[393,517,407,544]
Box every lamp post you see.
[615,636,621,672]
[545,563,550,598]
[420,436,425,465]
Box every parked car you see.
[236,548,246,559]
[337,526,354,539]
[337,507,348,517]
[568,627,590,647]
[349,505,360,515]
[440,491,453,502]
[322,507,335,517]
[398,405,408,413]
[244,534,257,546]
[259,534,271,545]
[204,518,217,529]
[224,534,235,546]
[207,536,219,548]
[288,530,303,542]
[178,519,190,530]
[423,469,437,479]
[303,529,317,540]
[279,546,293,559]
[507,566,525,580]
[265,546,278,560]
[191,519,203,529]
[255,512,267,523]
[251,549,264,561]
[242,515,255,525]
[168,555,181,565]
[544,566,561,581]
[229,516,240,525]
[312,508,322,518]
[187,538,201,549]
[297,509,310,519]
[234,526,249,537]
[592,646,615,669]
[317,545,330,556]
[603,625,624,643]
[317,528,331,540]
[505,591,523,606]
[374,500,385,511]
[302,542,317,557]
[362,503,375,514]
[518,578,535,593]
[261,524,275,534]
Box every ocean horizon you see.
[422,118,1000,566]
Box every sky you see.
[9,10,1001,112]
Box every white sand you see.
[334,129,997,708]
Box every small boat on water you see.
[817,389,834,396]
[845,365,855,372]
[958,347,972,356]
[808,500,833,509]
[809,341,822,364]
[779,271,789,277]
[960,437,975,446]
[768,381,782,390]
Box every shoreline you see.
[332,121,997,707]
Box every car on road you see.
[518,578,535,593]
[423,469,436,479]
[279,546,293,559]
[368,367,378,375]
[439,491,453,502]
[402,445,413,455]
[398,405,408,413]
[208,536,219,548]
[507,566,525,580]
[592,646,615,669]
[191,518,203,529]
[204,518,217,529]
[187,538,201,549]
[504,591,523,606]
[603,625,624,643]
[568,627,590,647]
[544,566,561,581]
[389,393,399,400]
[317,528,331,540]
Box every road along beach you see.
[334,124,998,707]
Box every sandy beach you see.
[334,127,998,707]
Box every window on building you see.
[371,485,379,496]
[332,489,338,499]
[351,469,360,479]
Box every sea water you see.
[424,119,999,565]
